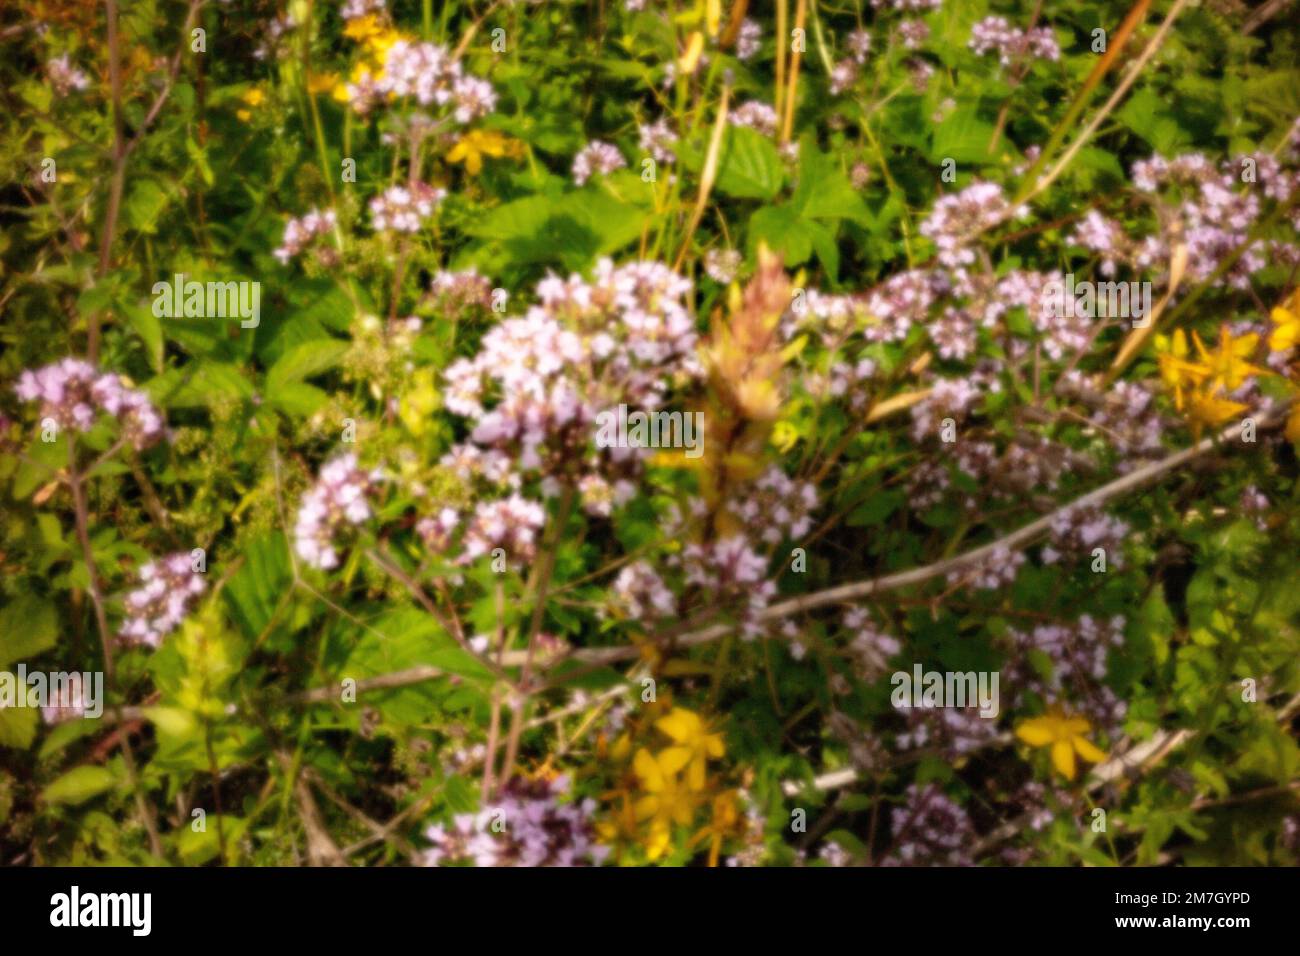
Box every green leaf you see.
[144,361,255,410]
[748,204,813,266]
[792,140,869,226]
[714,126,784,199]
[124,179,170,235]
[681,125,783,200]
[266,339,348,391]
[121,302,164,372]
[346,608,493,683]
[223,533,292,640]
[466,191,646,271]
[175,815,248,865]
[43,765,116,806]
[0,595,59,668]
[928,105,997,165]
[0,705,38,750]
[268,381,329,417]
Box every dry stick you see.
[503,406,1285,669]
[1019,0,1191,208]
[673,85,730,272]
[306,768,417,860]
[779,0,808,145]
[970,690,1300,856]
[482,580,507,801]
[719,0,751,48]
[66,445,164,857]
[1012,0,1154,206]
[103,415,1285,725]
[363,547,513,686]
[1243,0,1295,34]
[774,0,787,119]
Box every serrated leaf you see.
[267,338,348,403]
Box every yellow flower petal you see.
[1073,735,1107,765]
[658,746,692,777]
[1051,739,1077,780]
[633,795,660,822]
[633,747,663,790]
[687,756,706,791]
[1015,718,1055,747]
[656,707,699,744]
[1287,404,1300,445]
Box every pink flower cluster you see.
[828,30,872,94]
[1129,152,1299,288]
[368,183,444,232]
[294,454,385,570]
[341,0,386,20]
[899,20,930,49]
[897,704,1002,757]
[572,141,625,185]
[735,20,762,60]
[1042,505,1129,567]
[613,561,677,621]
[843,607,901,680]
[439,259,698,506]
[1006,615,1127,734]
[920,181,1027,268]
[119,553,207,648]
[458,493,546,565]
[872,0,942,9]
[638,119,677,165]
[885,784,975,867]
[730,101,779,137]
[46,54,90,96]
[968,16,1060,67]
[683,537,776,639]
[274,208,337,263]
[733,466,818,545]
[422,776,608,867]
[427,268,494,317]
[14,359,166,450]
[349,40,496,122]
[946,544,1024,591]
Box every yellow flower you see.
[364,27,402,60]
[595,791,640,850]
[236,86,265,122]
[1191,326,1265,394]
[1156,329,1207,411]
[632,747,696,859]
[307,71,339,95]
[333,62,383,104]
[691,790,741,867]
[343,13,385,44]
[1270,290,1300,352]
[655,707,725,790]
[1286,403,1300,445]
[344,15,404,60]
[446,129,526,176]
[1185,386,1248,433]
[1015,707,1107,781]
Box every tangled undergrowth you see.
[2,0,1300,867]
